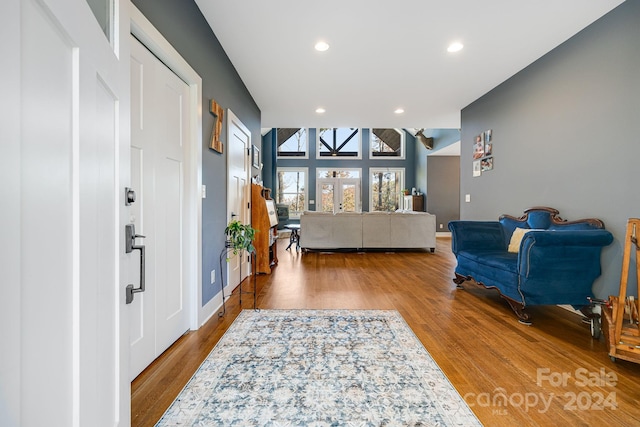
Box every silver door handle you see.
[125,223,146,304]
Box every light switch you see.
[465,194,471,203]
[202,185,207,199]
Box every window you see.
[87,0,113,41]
[317,169,361,179]
[317,128,361,158]
[277,128,308,158]
[276,168,307,218]
[370,128,405,159]
[370,168,405,212]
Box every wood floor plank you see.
[132,237,640,426]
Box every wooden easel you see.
[605,218,640,363]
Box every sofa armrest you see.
[448,221,506,254]
[518,230,613,278]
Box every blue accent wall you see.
[132,0,261,306]
[460,0,640,299]
[261,129,277,192]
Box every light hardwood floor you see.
[132,237,640,426]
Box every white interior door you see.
[317,178,361,213]
[227,110,251,289]
[15,0,129,425]
[129,35,190,380]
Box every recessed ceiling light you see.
[314,41,330,52]
[447,42,464,53]
[315,107,326,114]
[394,108,405,114]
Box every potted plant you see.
[224,219,257,255]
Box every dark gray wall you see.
[427,156,460,232]
[132,0,261,305]
[460,0,640,298]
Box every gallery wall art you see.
[473,129,493,177]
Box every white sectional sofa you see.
[299,211,436,251]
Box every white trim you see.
[130,5,203,330]
[71,47,80,427]
[226,109,253,298]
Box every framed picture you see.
[252,145,260,168]
[481,157,494,171]
[265,199,278,227]
[209,99,224,153]
[473,160,482,177]
[473,134,484,159]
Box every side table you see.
[285,224,301,251]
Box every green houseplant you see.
[224,219,257,256]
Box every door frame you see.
[130,5,202,329]
[226,109,252,290]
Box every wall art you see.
[209,99,224,153]
[473,129,493,176]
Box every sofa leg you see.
[453,273,467,289]
[503,297,532,325]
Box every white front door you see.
[227,110,252,289]
[129,35,190,380]
[317,178,361,213]
[13,0,130,425]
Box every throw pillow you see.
[508,227,533,253]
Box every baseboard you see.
[436,232,452,237]
[198,283,235,328]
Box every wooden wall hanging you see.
[209,99,224,153]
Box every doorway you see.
[128,34,192,380]
[128,6,203,379]
[317,178,361,213]
[226,110,252,289]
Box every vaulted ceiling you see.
[195,0,624,129]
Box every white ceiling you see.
[195,0,623,129]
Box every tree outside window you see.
[317,169,360,179]
[276,168,307,217]
[370,168,404,212]
[370,128,404,159]
[277,128,307,158]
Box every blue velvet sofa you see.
[448,207,613,324]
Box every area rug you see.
[156,309,482,426]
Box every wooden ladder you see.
[610,218,640,363]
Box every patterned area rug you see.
[156,310,482,426]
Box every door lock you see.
[125,187,136,206]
